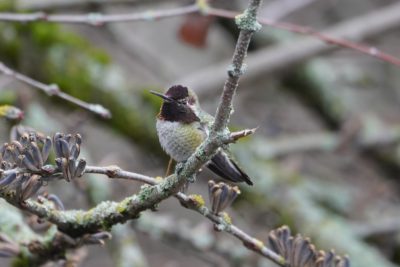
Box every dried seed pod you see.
[53,132,64,141]
[68,157,76,180]
[64,134,73,145]
[28,132,37,143]
[7,146,19,164]
[267,226,350,267]
[75,134,82,145]
[2,146,13,163]
[58,157,71,182]
[21,175,42,201]
[70,144,80,160]
[74,159,86,178]
[30,142,43,168]
[41,136,52,162]
[47,194,65,210]
[207,180,240,215]
[19,155,39,172]
[20,133,29,147]
[54,139,70,159]
[0,171,17,187]
[10,125,36,142]
[11,141,23,154]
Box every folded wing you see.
[207,150,253,185]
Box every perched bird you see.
[151,85,253,185]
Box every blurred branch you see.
[250,119,400,159]
[0,2,399,69]
[208,7,400,67]
[135,213,249,266]
[0,4,199,25]
[0,62,111,119]
[259,0,320,21]
[352,216,400,238]
[180,1,400,96]
[17,0,172,11]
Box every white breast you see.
[156,120,206,162]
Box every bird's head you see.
[150,85,200,123]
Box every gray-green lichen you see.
[235,8,262,32]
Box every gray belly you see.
[156,120,205,162]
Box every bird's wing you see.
[207,150,253,185]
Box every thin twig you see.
[207,7,400,67]
[229,128,258,143]
[179,1,400,96]
[0,4,199,25]
[17,0,170,11]
[0,62,111,118]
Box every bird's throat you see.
[158,102,200,123]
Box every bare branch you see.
[180,1,400,96]
[0,4,199,25]
[207,7,400,67]
[0,3,399,68]
[0,62,111,118]
[17,0,172,11]
[228,128,258,143]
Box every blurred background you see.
[1,0,400,266]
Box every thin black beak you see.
[150,91,175,102]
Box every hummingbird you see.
[151,85,253,185]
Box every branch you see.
[179,1,400,96]
[211,0,262,132]
[135,213,252,265]
[1,3,399,68]
[0,4,199,25]
[229,128,258,143]
[207,7,400,67]
[250,119,400,159]
[0,62,111,118]
[84,165,285,266]
[17,0,171,11]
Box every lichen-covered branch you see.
[211,0,262,133]
[86,165,285,266]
